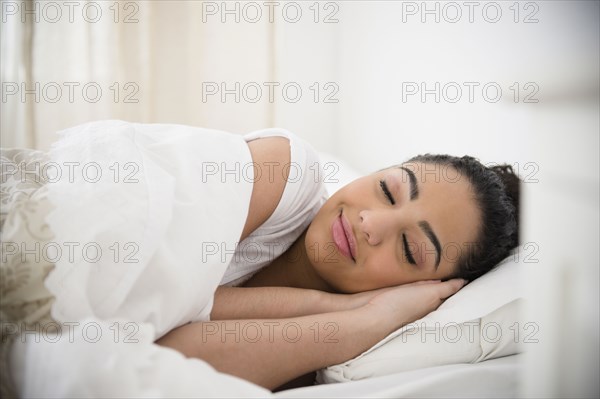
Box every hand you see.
[346,280,447,309]
[363,279,467,331]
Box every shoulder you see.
[239,136,291,242]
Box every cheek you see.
[305,215,349,273]
[344,178,370,197]
[440,245,463,271]
[305,221,327,265]
[361,252,404,286]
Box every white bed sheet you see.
[276,355,522,398]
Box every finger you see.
[403,280,441,287]
[437,278,468,299]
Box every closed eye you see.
[380,179,416,265]
[379,179,395,205]
[402,234,417,265]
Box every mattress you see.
[276,355,522,398]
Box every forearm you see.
[210,286,359,320]
[157,304,396,390]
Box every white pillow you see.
[317,251,526,383]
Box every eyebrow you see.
[398,167,419,200]
[418,221,441,270]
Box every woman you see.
[1,120,519,394]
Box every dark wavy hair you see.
[405,154,520,281]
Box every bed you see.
[3,128,524,397]
[276,355,522,398]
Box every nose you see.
[359,209,395,246]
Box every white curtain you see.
[1,0,281,150]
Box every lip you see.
[331,211,357,262]
[340,212,358,260]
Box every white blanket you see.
[11,318,271,398]
[44,120,254,338]
[11,120,273,397]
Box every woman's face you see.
[305,162,482,293]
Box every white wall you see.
[276,1,599,174]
